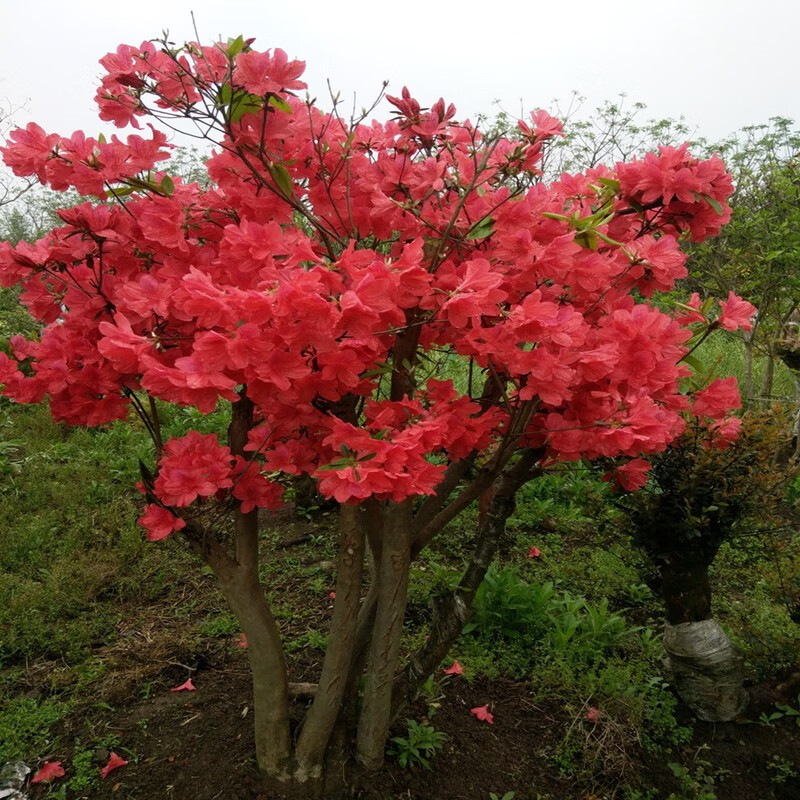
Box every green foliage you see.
[0,404,188,667]
[622,789,658,800]
[667,746,729,800]
[417,675,446,718]
[387,719,447,769]
[197,613,240,638]
[511,465,616,535]
[467,567,555,639]
[64,746,99,794]
[467,567,631,663]
[766,754,798,785]
[454,558,690,791]
[0,286,37,342]
[688,118,800,406]
[621,412,797,564]
[774,693,800,724]
[0,695,70,762]
[760,693,800,727]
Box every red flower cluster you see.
[617,144,733,241]
[0,35,751,540]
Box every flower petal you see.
[99,752,129,779]
[32,761,66,784]
[470,704,494,724]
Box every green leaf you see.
[316,459,352,472]
[702,193,724,215]
[595,230,623,247]
[226,35,246,58]
[216,83,233,108]
[160,175,175,197]
[596,177,620,191]
[465,216,494,240]
[230,92,263,123]
[108,184,137,198]
[361,362,394,379]
[269,163,294,197]
[682,354,706,375]
[268,95,292,114]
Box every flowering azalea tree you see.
[0,34,752,795]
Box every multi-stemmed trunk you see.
[182,386,542,795]
[657,553,748,722]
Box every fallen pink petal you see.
[329,591,336,599]
[170,678,196,692]
[443,660,463,675]
[238,633,248,648]
[31,761,66,784]
[99,752,129,779]
[470,704,494,724]
[585,706,600,724]
[528,546,542,558]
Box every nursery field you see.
[1,400,799,800]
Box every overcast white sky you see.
[0,0,798,145]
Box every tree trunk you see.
[294,504,365,783]
[792,372,800,459]
[356,500,413,772]
[658,556,747,722]
[760,349,775,409]
[206,534,293,783]
[660,556,712,625]
[743,335,755,410]
[215,392,292,786]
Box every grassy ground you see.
[1,396,799,798]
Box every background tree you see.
[0,34,745,795]
[688,118,800,409]
[487,94,695,182]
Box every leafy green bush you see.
[387,719,447,769]
[467,567,630,663]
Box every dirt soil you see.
[26,657,800,800]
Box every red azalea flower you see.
[32,761,66,784]
[99,752,129,779]
[170,678,196,692]
[470,705,494,724]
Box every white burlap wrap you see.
[663,619,748,722]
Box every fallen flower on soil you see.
[170,678,196,692]
[585,706,600,723]
[527,546,542,558]
[238,633,248,648]
[443,660,463,675]
[31,761,65,783]
[99,752,129,779]
[470,705,494,724]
